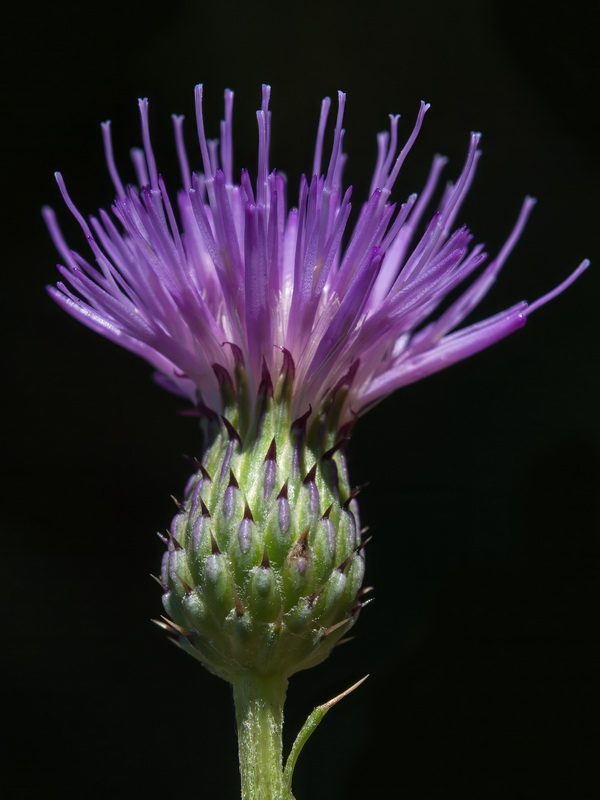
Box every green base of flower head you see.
[158,354,366,683]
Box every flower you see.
[44,86,590,795]
[45,86,588,682]
[45,85,588,431]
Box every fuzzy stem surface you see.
[233,673,289,800]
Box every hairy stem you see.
[233,673,289,800]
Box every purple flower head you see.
[46,85,588,427]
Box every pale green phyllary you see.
[160,360,365,683]
[46,85,587,798]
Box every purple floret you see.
[46,85,588,424]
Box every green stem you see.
[232,673,289,800]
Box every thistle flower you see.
[46,85,587,800]
[46,86,586,429]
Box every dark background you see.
[3,1,598,797]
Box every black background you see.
[3,1,599,798]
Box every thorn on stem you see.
[342,483,368,509]
[150,573,169,592]
[200,498,211,517]
[320,617,351,639]
[228,469,239,489]
[221,416,242,444]
[175,572,193,594]
[170,495,185,513]
[264,438,277,462]
[156,615,193,638]
[168,531,183,550]
[199,464,212,481]
[303,463,317,484]
[291,405,312,434]
[322,438,349,460]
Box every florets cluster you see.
[46,85,587,431]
